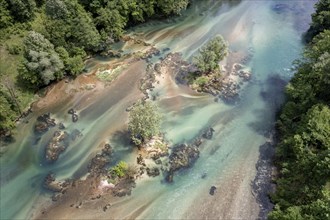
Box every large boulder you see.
[165,143,200,182]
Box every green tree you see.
[0,94,17,133]
[156,0,189,15]
[94,7,126,40]
[7,0,36,22]
[193,35,228,73]
[45,0,69,19]
[56,46,84,76]
[128,101,162,145]
[18,31,64,88]
[44,0,101,53]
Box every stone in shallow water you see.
[209,186,217,195]
[67,108,75,114]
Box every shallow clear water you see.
[0,0,316,219]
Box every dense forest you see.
[0,0,190,135]
[269,0,330,219]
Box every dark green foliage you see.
[0,0,13,28]
[7,0,36,22]
[156,0,189,15]
[305,0,330,43]
[44,0,101,53]
[56,47,84,76]
[94,7,126,40]
[35,0,45,7]
[193,35,228,73]
[270,19,330,220]
[128,101,162,145]
[0,90,17,133]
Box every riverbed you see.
[0,0,316,219]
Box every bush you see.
[109,161,128,178]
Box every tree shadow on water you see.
[248,74,287,137]
[110,130,134,151]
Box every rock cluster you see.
[34,113,56,133]
[112,178,136,197]
[139,63,156,99]
[218,79,240,102]
[166,143,200,182]
[68,108,79,123]
[43,173,72,201]
[45,130,70,162]
[165,127,214,182]
[146,167,160,177]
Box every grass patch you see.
[96,65,127,83]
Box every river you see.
[0,0,316,219]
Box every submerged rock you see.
[58,122,65,130]
[146,167,160,177]
[88,144,113,176]
[72,113,78,123]
[202,127,215,139]
[71,129,82,141]
[43,173,71,193]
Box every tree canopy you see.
[304,0,330,42]
[18,31,64,88]
[128,101,162,146]
[269,4,330,218]
[193,35,228,73]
